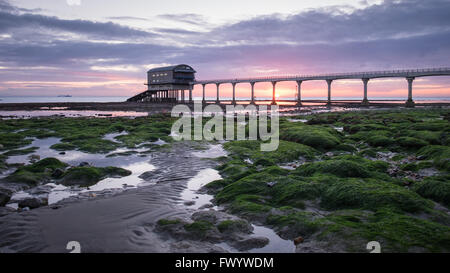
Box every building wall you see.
[146,65,196,91]
[148,70,173,85]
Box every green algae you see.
[157,218,182,226]
[3,157,130,187]
[211,108,450,252]
[0,115,176,155]
[280,124,341,150]
[61,166,131,187]
[217,219,251,233]
[184,221,215,235]
[5,158,68,185]
[417,145,450,171]
[413,175,450,207]
[3,146,38,156]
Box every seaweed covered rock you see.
[0,132,33,150]
[4,157,131,188]
[413,175,450,207]
[267,210,320,238]
[344,123,389,134]
[320,178,432,213]
[3,147,38,156]
[0,188,12,206]
[5,158,68,185]
[280,124,341,150]
[218,160,255,180]
[50,142,77,151]
[217,219,253,234]
[294,160,371,178]
[417,145,450,171]
[223,140,316,164]
[319,208,450,252]
[23,157,68,173]
[215,169,321,211]
[305,114,339,125]
[60,166,131,187]
[366,135,394,147]
[396,137,428,149]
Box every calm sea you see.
[0,96,449,103]
[0,96,128,103]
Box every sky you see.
[0,0,450,99]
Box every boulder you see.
[78,162,90,167]
[0,188,12,206]
[232,237,270,251]
[199,204,214,209]
[192,210,220,224]
[60,166,131,187]
[217,219,253,234]
[18,197,48,209]
[51,168,65,178]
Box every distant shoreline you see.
[0,101,449,117]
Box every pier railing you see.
[195,67,450,84]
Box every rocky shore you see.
[0,107,449,253]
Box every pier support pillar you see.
[362,78,370,106]
[202,84,206,104]
[189,85,193,103]
[326,79,333,107]
[250,82,255,104]
[296,80,302,106]
[216,83,220,104]
[232,83,237,105]
[271,81,277,105]
[405,77,415,108]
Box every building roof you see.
[147,64,196,73]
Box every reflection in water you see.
[47,183,77,205]
[249,225,295,253]
[103,132,128,142]
[180,168,221,210]
[0,110,147,119]
[82,161,156,192]
[192,144,227,158]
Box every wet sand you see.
[0,142,220,253]
[0,101,448,115]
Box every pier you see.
[128,67,450,107]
